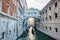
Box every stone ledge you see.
[0,12,18,20]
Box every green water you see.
[18,30,56,40]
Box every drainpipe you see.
[6,17,9,40]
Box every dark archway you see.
[23,17,40,31]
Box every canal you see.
[17,29,56,40]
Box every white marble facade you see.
[24,8,40,19]
[0,14,17,40]
[36,0,60,40]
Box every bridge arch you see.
[23,16,40,23]
[22,16,40,31]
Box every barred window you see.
[46,17,47,20]
[54,2,57,7]
[49,7,51,10]
[2,32,4,39]
[49,27,51,30]
[55,13,57,18]
[55,28,58,32]
[49,16,51,20]
[9,30,11,35]
[45,10,47,12]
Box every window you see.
[45,10,47,12]
[55,13,57,18]
[49,27,51,30]
[49,7,51,10]
[14,29,15,33]
[7,4,10,15]
[9,30,11,35]
[49,16,51,20]
[55,28,58,32]
[43,12,44,14]
[46,17,47,20]
[55,2,57,7]
[46,27,47,29]
[2,32,4,39]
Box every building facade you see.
[17,0,27,38]
[2,0,18,18]
[24,8,40,19]
[0,0,27,40]
[37,0,60,40]
[20,0,27,10]
[23,8,40,31]
[0,0,18,40]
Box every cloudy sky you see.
[26,0,50,10]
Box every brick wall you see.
[2,0,18,18]
[2,0,7,13]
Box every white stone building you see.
[37,0,60,40]
[17,0,27,38]
[0,0,18,40]
[0,0,27,40]
[0,14,17,40]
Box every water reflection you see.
[27,26,35,40]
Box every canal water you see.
[18,27,56,40]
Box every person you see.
[32,27,35,35]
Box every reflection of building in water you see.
[28,26,35,40]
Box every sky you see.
[26,0,50,10]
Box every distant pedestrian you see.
[32,27,35,35]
